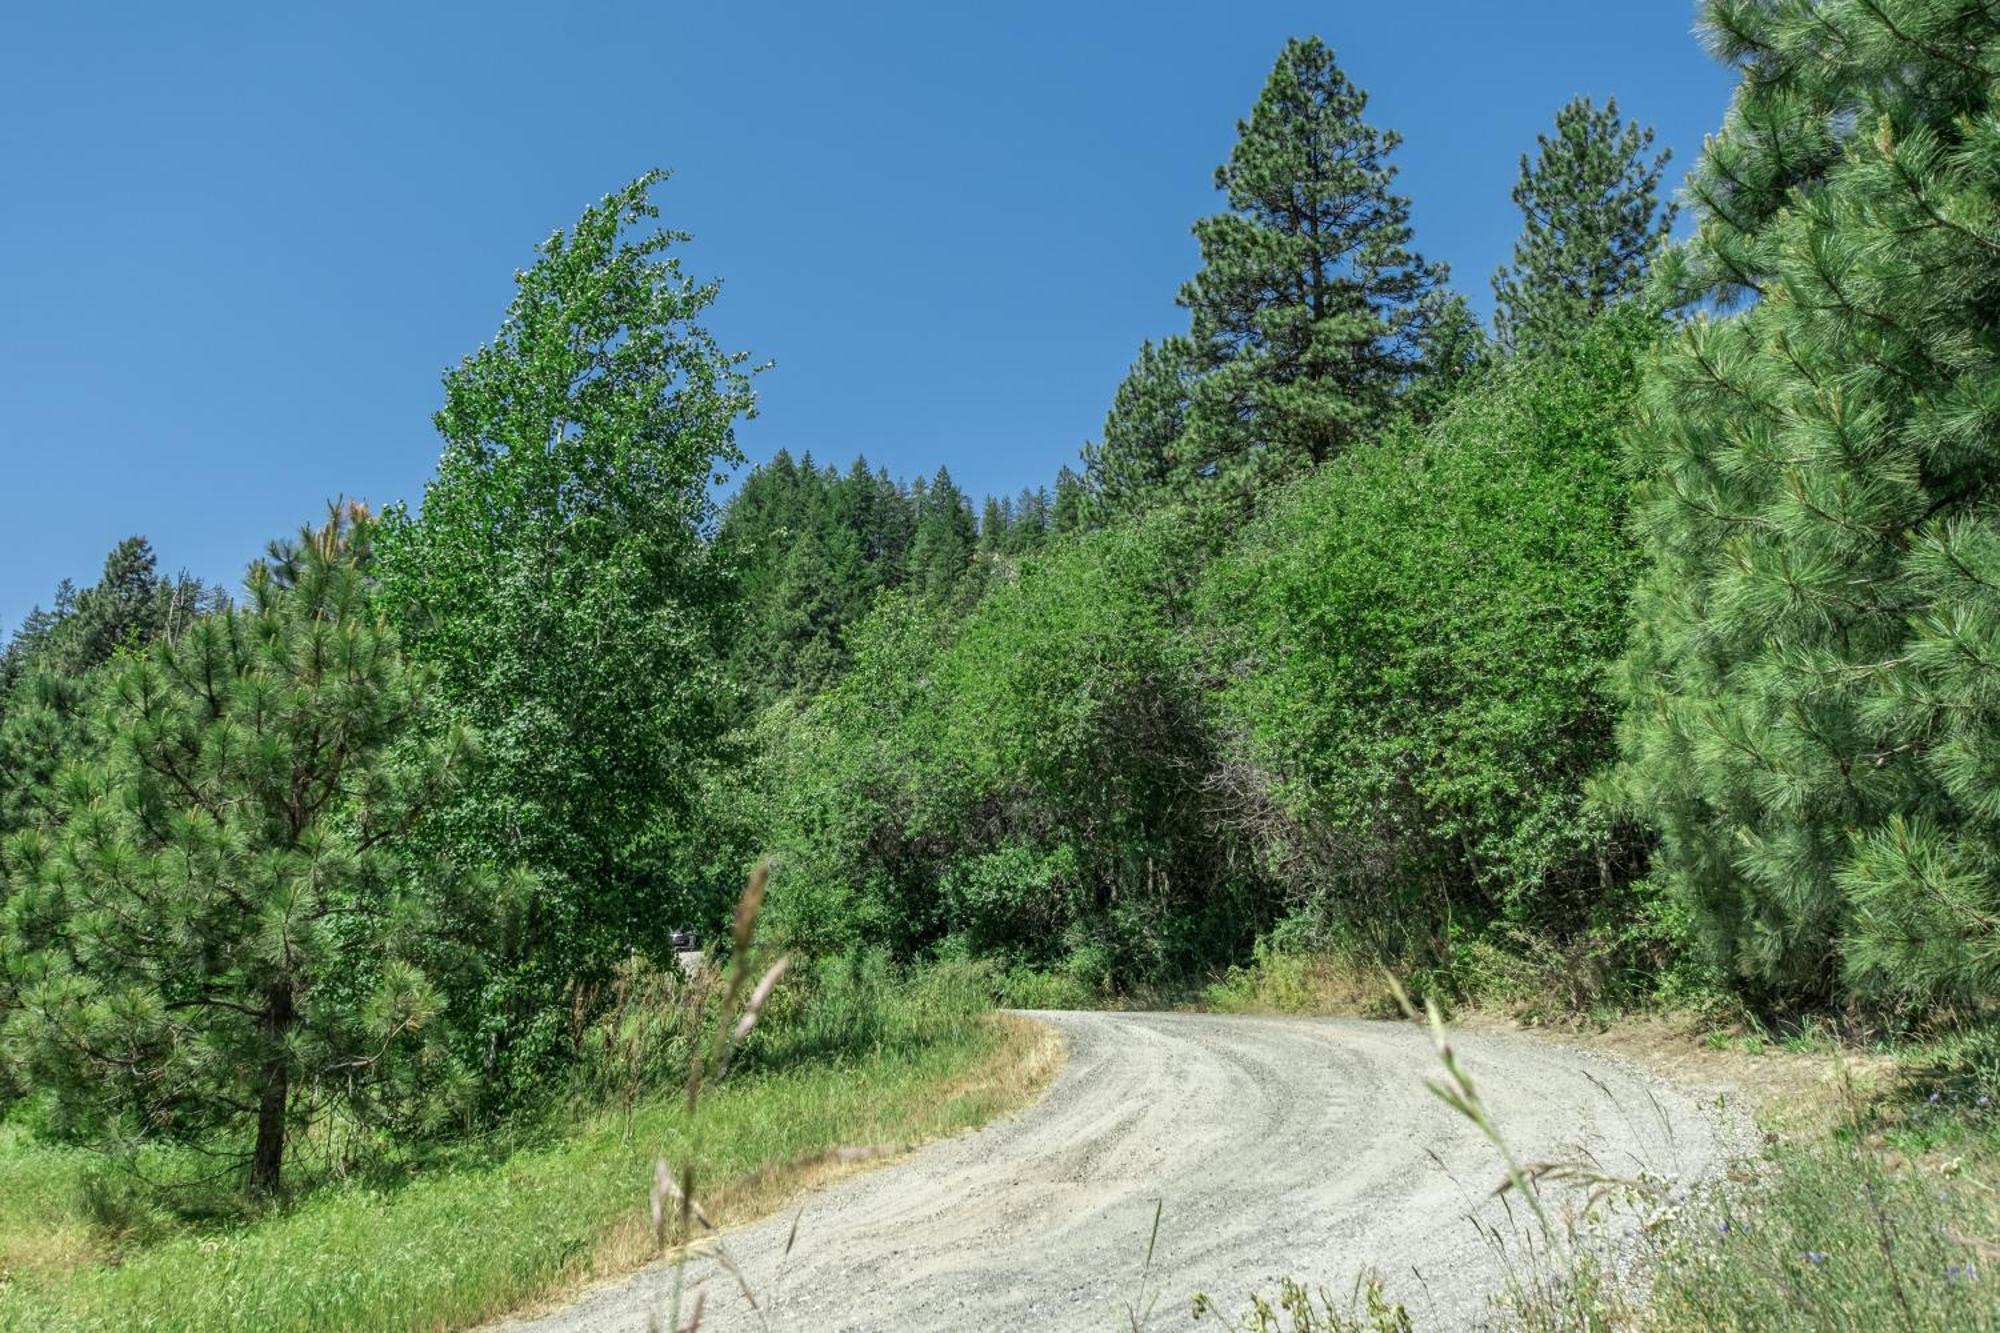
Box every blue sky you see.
[1,2,1735,629]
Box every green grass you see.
[0,962,1053,1332]
[0,1124,102,1292]
[1638,1137,2000,1331]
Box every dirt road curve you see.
[503,1011,1740,1332]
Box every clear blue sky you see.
[1,1,1734,630]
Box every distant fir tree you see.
[762,511,852,695]
[0,539,225,842]
[1082,337,1195,521]
[1050,466,1089,536]
[1492,95,1675,357]
[978,495,1009,552]
[1175,36,1446,510]
[1405,292,1493,422]
[721,452,994,698]
[906,466,976,602]
[1007,486,1050,554]
[870,465,916,574]
[1611,0,2000,1009]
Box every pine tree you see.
[1083,337,1195,520]
[0,508,492,1193]
[1492,96,1675,358]
[763,516,849,695]
[1612,0,2000,1007]
[1405,291,1493,422]
[1008,487,1050,554]
[0,541,227,846]
[873,466,916,578]
[1175,36,1446,509]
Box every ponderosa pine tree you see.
[1492,95,1676,358]
[1175,36,1446,510]
[0,508,491,1194]
[376,173,757,1079]
[1612,0,2000,1007]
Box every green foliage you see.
[1,540,226,845]
[1202,310,1659,963]
[1640,1136,2000,1331]
[1083,336,1196,522]
[758,515,1260,983]
[1050,465,1089,535]
[0,961,1012,1333]
[1,538,221,691]
[904,465,979,606]
[1610,0,2000,1010]
[375,173,757,1081]
[0,509,490,1194]
[1492,96,1675,358]
[1174,36,1446,509]
[1192,1275,1413,1333]
[719,452,909,699]
[717,454,1058,701]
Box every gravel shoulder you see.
[499,1010,1747,1332]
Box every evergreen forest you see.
[6,4,2000,1328]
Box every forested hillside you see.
[3,3,1999,1292]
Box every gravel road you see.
[501,1010,1742,1332]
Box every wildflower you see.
[1979,1095,1991,1108]
[1929,1091,1941,1104]
[1803,1251,1829,1266]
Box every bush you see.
[1200,309,1659,968]
[759,515,1267,987]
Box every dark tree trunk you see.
[248,984,294,1196]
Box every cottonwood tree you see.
[1612,0,2000,1007]
[1492,95,1675,357]
[0,508,488,1194]
[377,174,758,1083]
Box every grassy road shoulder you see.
[0,1010,1059,1333]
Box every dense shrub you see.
[1200,310,1659,966]
[759,515,1264,984]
